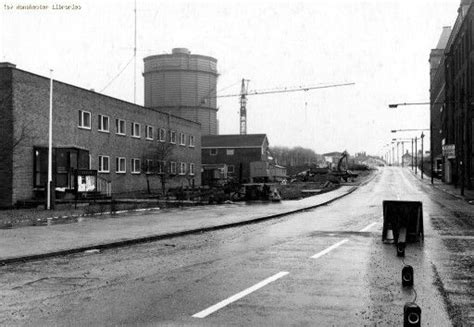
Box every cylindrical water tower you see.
[143,48,218,135]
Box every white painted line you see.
[311,239,348,259]
[360,222,377,232]
[192,271,289,318]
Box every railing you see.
[97,176,112,197]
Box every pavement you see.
[0,184,362,264]
[408,167,474,202]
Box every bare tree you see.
[141,142,175,196]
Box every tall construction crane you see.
[214,79,355,135]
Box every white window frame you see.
[116,157,126,173]
[145,159,153,174]
[158,160,165,174]
[228,165,235,174]
[189,135,195,148]
[131,158,141,174]
[78,110,91,129]
[170,130,177,144]
[98,155,110,173]
[170,161,177,175]
[116,119,126,135]
[98,114,110,132]
[159,128,166,142]
[179,132,186,146]
[189,163,195,176]
[146,125,154,140]
[179,162,186,175]
[210,148,217,156]
[226,149,235,156]
[131,122,141,138]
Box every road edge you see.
[0,170,379,265]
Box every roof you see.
[202,134,267,148]
[435,26,452,49]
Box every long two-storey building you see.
[0,63,201,207]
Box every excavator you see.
[328,151,358,183]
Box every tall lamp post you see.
[389,101,435,183]
[47,69,54,210]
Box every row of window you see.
[79,110,195,147]
[98,155,195,175]
[210,148,234,156]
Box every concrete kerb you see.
[407,167,466,201]
[0,172,377,265]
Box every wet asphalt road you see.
[0,167,472,326]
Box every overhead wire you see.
[100,55,135,93]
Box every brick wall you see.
[8,68,201,205]
[202,147,263,183]
[0,68,13,207]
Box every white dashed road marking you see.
[360,222,378,232]
[192,271,289,318]
[311,239,349,259]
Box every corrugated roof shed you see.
[202,134,267,148]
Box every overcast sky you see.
[1,0,459,156]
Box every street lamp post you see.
[415,136,418,175]
[420,132,425,179]
[47,69,53,210]
[389,101,434,183]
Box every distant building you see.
[0,63,201,207]
[201,134,286,184]
[402,151,413,168]
[143,48,219,135]
[443,0,474,188]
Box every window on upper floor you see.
[98,114,110,132]
[228,165,235,174]
[189,135,195,148]
[170,130,177,144]
[159,128,166,142]
[189,163,195,176]
[210,148,217,156]
[131,122,141,138]
[179,133,186,146]
[78,110,91,129]
[116,119,126,135]
[146,125,154,140]
[226,149,234,156]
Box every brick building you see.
[429,26,451,179]
[443,0,474,190]
[201,134,286,184]
[0,63,201,207]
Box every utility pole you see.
[133,0,137,104]
[411,138,414,170]
[47,69,53,210]
[239,78,249,134]
[415,137,418,175]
